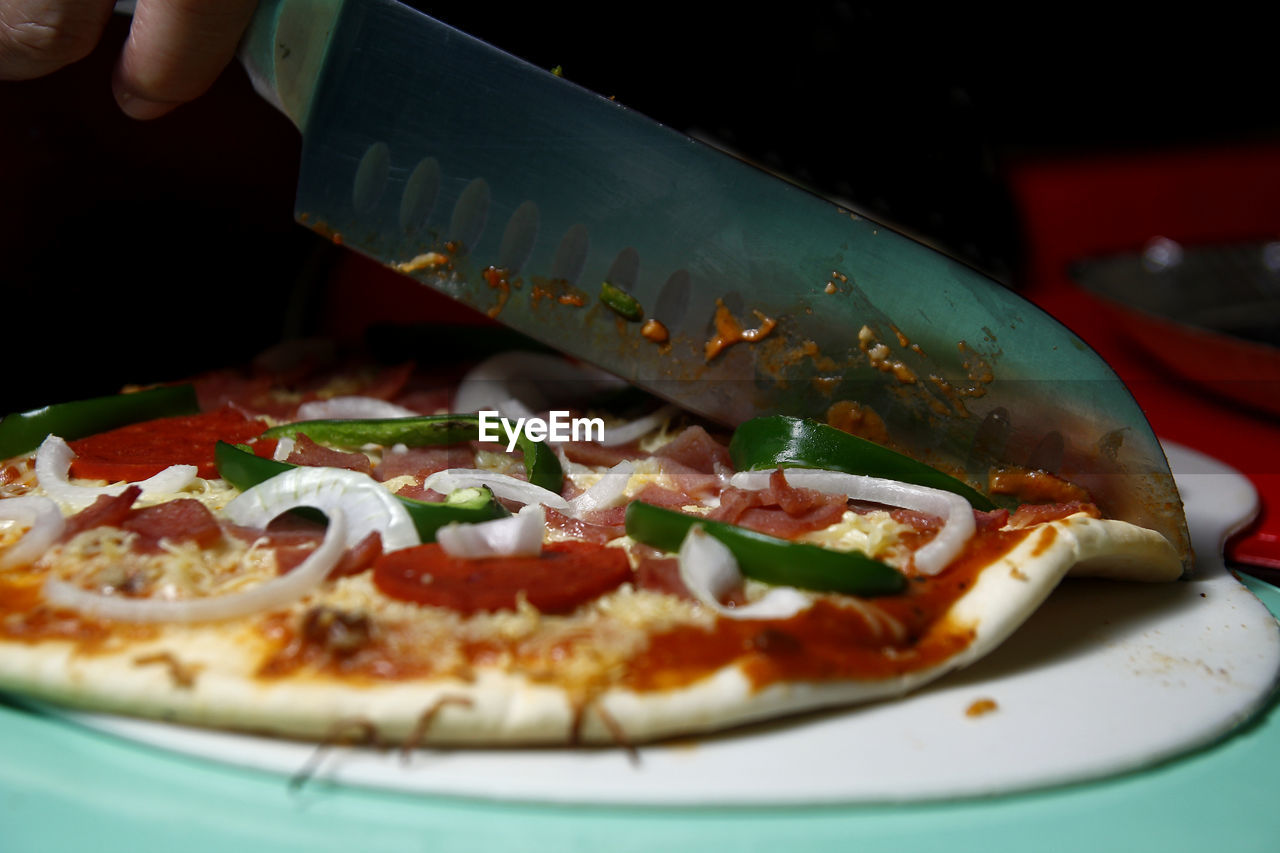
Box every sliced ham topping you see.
[632,550,748,606]
[652,457,722,500]
[375,445,475,482]
[709,469,848,539]
[59,486,222,553]
[326,532,384,578]
[60,486,141,540]
[543,506,625,545]
[122,500,222,553]
[189,371,275,414]
[652,425,732,475]
[228,521,384,578]
[769,470,837,516]
[388,386,454,415]
[285,434,373,475]
[632,555,694,601]
[228,523,320,570]
[888,507,942,532]
[975,508,1010,532]
[880,506,1010,535]
[560,440,650,468]
[630,482,697,509]
[732,503,850,540]
[1008,501,1100,529]
[341,361,416,404]
[189,354,415,420]
[387,483,447,502]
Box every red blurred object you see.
[1006,142,1280,575]
[321,251,495,342]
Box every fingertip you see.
[111,68,178,120]
[113,0,259,117]
[114,88,178,120]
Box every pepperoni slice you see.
[67,407,267,481]
[372,542,632,615]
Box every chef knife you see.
[236,0,1191,565]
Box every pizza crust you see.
[0,513,1180,746]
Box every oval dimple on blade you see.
[604,247,640,290]
[1028,430,1066,474]
[653,269,691,326]
[498,200,540,274]
[353,141,391,214]
[969,406,1012,467]
[449,178,490,252]
[400,156,441,234]
[550,224,590,284]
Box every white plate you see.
[53,442,1280,805]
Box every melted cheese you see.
[797,509,912,562]
[50,527,277,600]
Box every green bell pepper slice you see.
[624,501,905,597]
[214,441,508,543]
[729,415,995,511]
[0,384,200,461]
[600,281,644,321]
[261,413,563,493]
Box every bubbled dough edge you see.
[0,515,1181,746]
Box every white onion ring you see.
[491,396,535,422]
[598,405,677,447]
[566,461,634,516]
[35,435,198,511]
[678,526,811,620]
[0,496,66,569]
[224,466,419,552]
[728,468,974,575]
[294,396,419,420]
[452,351,626,416]
[423,468,570,512]
[44,509,347,623]
[438,504,545,558]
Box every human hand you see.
[0,0,259,119]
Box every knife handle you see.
[238,0,343,130]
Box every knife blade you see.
[237,0,1191,565]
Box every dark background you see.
[2,2,1277,412]
[422,2,1280,281]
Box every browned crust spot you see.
[132,651,201,689]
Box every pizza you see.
[0,339,1183,748]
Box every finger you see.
[0,0,115,80]
[112,0,258,119]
